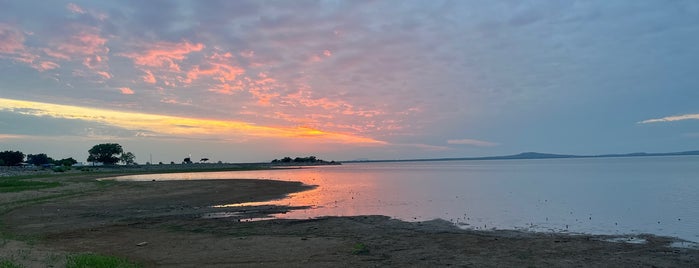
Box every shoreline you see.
[1,167,698,267]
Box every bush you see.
[53,166,70,172]
[66,253,140,268]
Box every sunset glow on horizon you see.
[1,1,697,162]
[0,98,386,145]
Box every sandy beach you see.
[1,168,698,267]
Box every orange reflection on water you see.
[215,167,387,219]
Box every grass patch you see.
[0,179,60,193]
[352,242,370,255]
[66,253,140,268]
[0,258,24,268]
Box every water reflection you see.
[115,157,699,242]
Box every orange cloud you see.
[0,98,386,145]
[96,71,112,79]
[142,70,157,84]
[122,40,204,71]
[118,87,135,95]
[37,61,60,71]
[0,134,28,140]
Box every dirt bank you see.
[1,172,698,267]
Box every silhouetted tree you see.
[27,153,52,166]
[87,143,123,165]
[200,158,209,163]
[183,157,192,164]
[120,152,136,165]
[54,157,78,167]
[0,150,25,166]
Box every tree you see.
[200,158,209,163]
[27,153,52,166]
[54,157,78,167]
[183,157,192,164]
[87,143,123,165]
[0,150,25,166]
[120,152,136,165]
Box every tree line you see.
[271,156,337,164]
[0,143,135,167]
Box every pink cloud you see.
[142,70,157,84]
[239,50,255,58]
[307,50,332,63]
[121,40,204,71]
[210,81,245,95]
[121,40,205,88]
[41,26,111,80]
[96,71,112,79]
[67,3,86,14]
[0,23,44,69]
[118,87,135,95]
[184,52,245,87]
[38,61,60,71]
[186,62,244,84]
[0,24,26,54]
[66,3,108,20]
[45,29,108,61]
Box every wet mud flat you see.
[2,176,698,267]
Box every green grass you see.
[0,258,24,268]
[0,179,60,192]
[352,242,370,255]
[66,253,140,268]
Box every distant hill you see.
[344,150,699,163]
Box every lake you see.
[116,156,699,242]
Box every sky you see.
[1,0,698,163]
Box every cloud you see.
[66,3,86,14]
[185,52,246,86]
[0,23,26,54]
[0,23,45,70]
[118,87,134,95]
[447,138,499,147]
[638,114,699,124]
[121,40,204,71]
[0,97,385,145]
[0,134,28,140]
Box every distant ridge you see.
[344,150,699,163]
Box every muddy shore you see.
[1,169,698,267]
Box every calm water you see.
[116,156,699,241]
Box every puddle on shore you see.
[201,211,275,222]
[602,237,647,244]
[670,241,699,249]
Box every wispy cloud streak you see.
[447,139,499,147]
[639,114,699,124]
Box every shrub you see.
[66,253,140,268]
